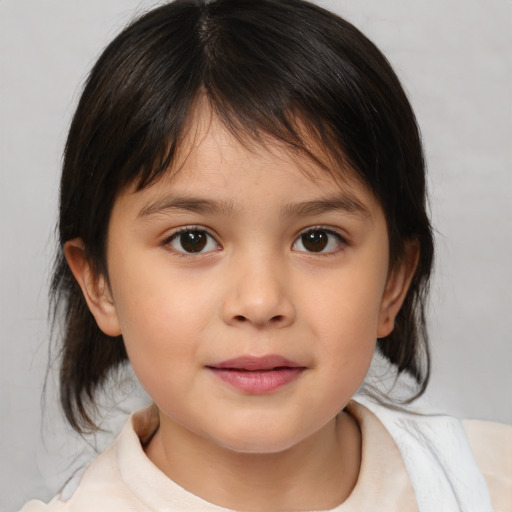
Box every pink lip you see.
[206,355,306,394]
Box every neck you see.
[145,411,361,511]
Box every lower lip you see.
[208,368,305,394]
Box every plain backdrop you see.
[1,1,511,510]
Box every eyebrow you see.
[138,193,371,220]
[280,194,372,220]
[138,197,236,218]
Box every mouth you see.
[206,355,306,394]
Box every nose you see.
[221,256,296,329]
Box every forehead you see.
[114,105,384,226]
[133,107,377,207]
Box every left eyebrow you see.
[281,194,372,220]
[137,196,236,219]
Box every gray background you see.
[1,0,511,510]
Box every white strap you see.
[365,401,495,512]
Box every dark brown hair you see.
[51,0,434,432]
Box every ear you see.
[64,238,122,337]
[377,240,420,338]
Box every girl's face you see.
[73,110,414,455]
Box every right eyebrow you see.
[137,196,236,219]
[280,194,372,221]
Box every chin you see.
[207,420,314,456]
[220,435,301,455]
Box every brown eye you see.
[293,229,344,253]
[168,229,219,254]
[180,231,207,252]
[301,231,328,252]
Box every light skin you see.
[65,109,418,511]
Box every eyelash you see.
[162,225,348,256]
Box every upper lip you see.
[207,355,304,371]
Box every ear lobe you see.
[64,239,122,337]
[377,240,420,338]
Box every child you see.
[18,0,510,510]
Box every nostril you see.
[233,314,285,324]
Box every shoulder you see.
[15,444,124,511]
[20,497,65,512]
[463,419,512,512]
[354,397,500,511]
[16,406,159,511]
[17,503,47,512]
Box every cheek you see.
[111,249,214,330]
[301,262,386,384]
[305,266,386,343]
[108,263,214,377]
